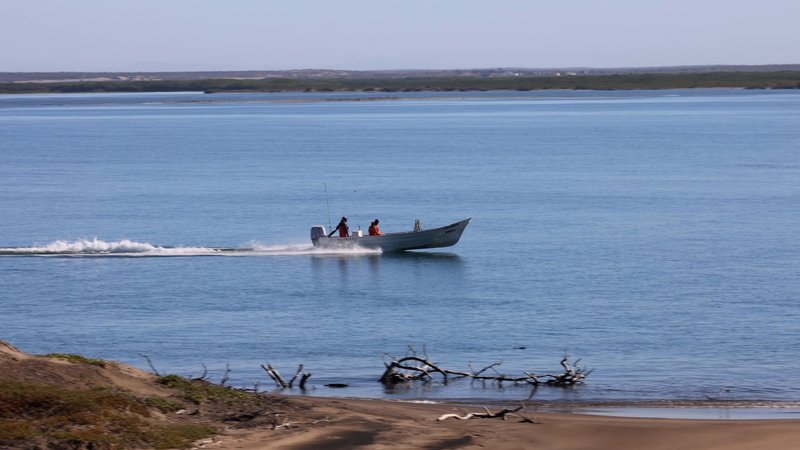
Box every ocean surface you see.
[1,89,799,405]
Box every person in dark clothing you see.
[328,216,350,237]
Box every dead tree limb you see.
[288,364,304,388]
[299,372,312,390]
[532,355,592,386]
[260,363,312,390]
[437,405,524,421]
[138,354,161,376]
[261,363,287,388]
[380,356,451,384]
[192,363,209,381]
[219,363,231,386]
[474,361,503,377]
[380,352,590,387]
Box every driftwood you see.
[272,416,330,430]
[437,405,524,421]
[262,363,311,390]
[262,363,287,388]
[380,350,590,387]
[299,373,312,389]
[219,363,231,386]
[138,354,161,376]
[192,363,209,381]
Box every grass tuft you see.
[157,374,255,405]
[144,396,187,413]
[43,353,109,367]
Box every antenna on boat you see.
[323,183,332,231]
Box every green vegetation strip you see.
[2,71,800,94]
[157,374,259,406]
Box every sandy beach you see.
[2,340,800,450]
[199,396,800,450]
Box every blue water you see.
[1,89,799,404]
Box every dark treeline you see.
[2,71,800,94]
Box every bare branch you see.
[192,363,209,381]
[261,363,287,389]
[138,354,161,376]
[474,361,503,377]
[288,364,304,388]
[437,406,524,421]
[379,352,589,388]
[560,356,571,373]
[299,372,312,390]
[220,363,231,386]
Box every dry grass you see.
[41,353,109,367]
[156,374,258,406]
[0,380,215,449]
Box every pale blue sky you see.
[3,0,798,71]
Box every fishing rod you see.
[323,183,332,231]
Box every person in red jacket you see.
[328,216,350,237]
[368,219,383,236]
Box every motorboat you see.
[310,218,470,252]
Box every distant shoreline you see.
[1,71,799,95]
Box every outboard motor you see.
[310,225,327,245]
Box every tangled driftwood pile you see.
[379,347,590,387]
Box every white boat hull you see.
[311,218,471,252]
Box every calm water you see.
[1,89,799,404]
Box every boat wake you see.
[0,239,382,257]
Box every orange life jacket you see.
[369,224,382,236]
[338,224,349,237]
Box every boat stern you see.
[310,225,327,246]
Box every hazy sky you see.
[3,0,799,71]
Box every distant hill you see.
[1,67,799,94]
[2,64,800,83]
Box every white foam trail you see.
[0,238,382,257]
[0,239,217,256]
[246,241,382,256]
